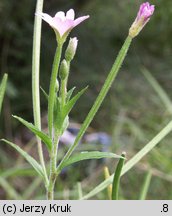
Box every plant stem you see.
[48,43,63,138]
[111,152,126,200]
[56,35,132,172]
[47,132,60,200]
[32,0,48,186]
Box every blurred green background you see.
[1,0,172,199]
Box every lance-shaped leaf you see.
[63,86,88,119]
[1,139,45,179]
[13,115,52,151]
[59,151,123,170]
[66,87,76,102]
[0,73,8,115]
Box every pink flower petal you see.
[74,15,90,27]
[51,18,74,36]
[36,12,53,25]
[38,9,90,38]
[66,9,75,20]
[55,11,65,21]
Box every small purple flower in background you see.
[36,9,89,41]
[129,2,155,38]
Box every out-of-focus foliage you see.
[1,0,172,199]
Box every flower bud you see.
[59,59,69,80]
[65,37,78,61]
[129,2,155,38]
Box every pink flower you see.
[136,2,154,23]
[36,9,89,40]
[129,2,155,38]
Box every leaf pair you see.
[1,139,122,183]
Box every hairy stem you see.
[47,132,60,200]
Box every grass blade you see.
[104,166,112,200]
[0,73,8,115]
[77,182,83,200]
[142,67,172,114]
[0,177,22,200]
[139,171,152,200]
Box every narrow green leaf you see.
[0,73,8,115]
[139,171,152,200]
[81,120,172,199]
[63,86,88,118]
[13,115,52,151]
[112,152,126,200]
[1,139,45,179]
[77,182,83,200]
[60,151,122,170]
[66,87,76,102]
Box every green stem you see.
[47,132,60,200]
[32,0,48,186]
[112,152,126,200]
[48,43,63,138]
[56,35,132,172]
